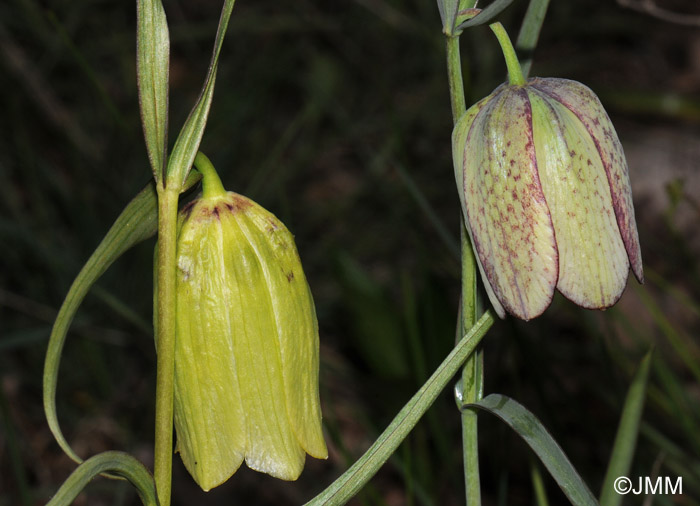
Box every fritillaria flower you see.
[452,77,643,320]
[171,162,327,490]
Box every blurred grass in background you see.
[1,0,700,504]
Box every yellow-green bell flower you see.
[452,77,643,320]
[172,156,327,490]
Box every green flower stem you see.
[154,184,179,506]
[306,312,494,506]
[194,152,226,199]
[447,32,483,505]
[489,22,525,86]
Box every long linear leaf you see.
[515,0,551,78]
[46,451,158,506]
[306,312,495,506]
[43,174,201,465]
[137,0,170,181]
[464,394,599,506]
[456,0,517,30]
[599,350,652,506]
[166,0,236,191]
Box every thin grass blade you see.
[599,350,653,506]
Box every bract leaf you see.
[137,0,170,182]
[166,0,236,191]
[456,0,517,30]
[437,0,459,34]
[43,173,201,466]
[464,394,599,506]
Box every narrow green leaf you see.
[515,0,551,78]
[166,0,236,191]
[43,174,201,466]
[46,451,158,506]
[305,312,494,506]
[137,0,170,181]
[456,0,517,30]
[599,351,653,506]
[464,394,599,506]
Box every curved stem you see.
[489,22,526,86]
[194,152,226,199]
[153,184,179,506]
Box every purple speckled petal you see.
[458,87,558,320]
[453,93,506,318]
[529,78,643,283]
[528,88,629,309]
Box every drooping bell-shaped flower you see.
[452,25,643,321]
[171,155,327,490]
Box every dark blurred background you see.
[1,0,700,504]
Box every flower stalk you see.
[489,22,526,86]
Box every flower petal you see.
[460,88,558,320]
[530,78,643,283]
[529,89,629,308]
[240,203,327,461]
[453,93,506,318]
[174,203,246,491]
[223,209,306,481]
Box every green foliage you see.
[600,351,652,506]
[46,452,158,506]
[1,0,700,504]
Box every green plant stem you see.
[489,22,525,86]
[446,32,483,505]
[153,185,179,506]
[446,36,466,122]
